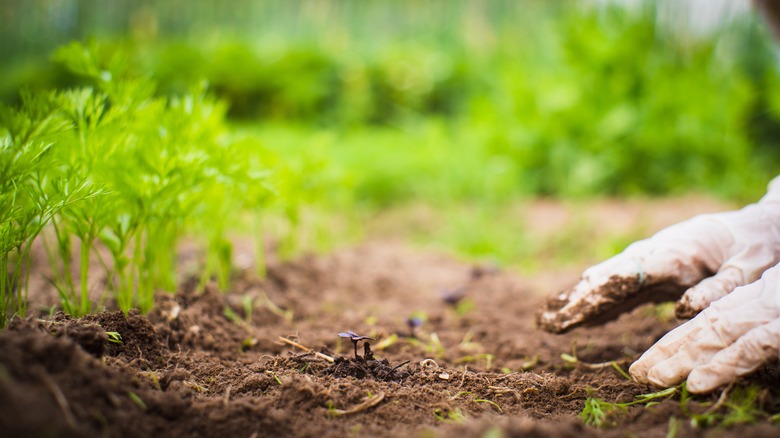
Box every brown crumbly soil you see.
[1,238,779,437]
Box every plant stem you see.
[79,236,91,315]
[0,252,8,328]
[130,230,144,314]
[255,216,266,278]
[51,220,75,303]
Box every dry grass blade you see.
[419,359,440,368]
[223,383,232,408]
[37,370,77,429]
[704,382,735,415]
[489,385,521,402]
[278,336,335,363]
[331,392,386,416]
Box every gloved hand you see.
[628,263,780,393]
[537,177,780,335]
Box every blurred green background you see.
[3,0,780,271]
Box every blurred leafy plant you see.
[2,41,281,322]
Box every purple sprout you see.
[470,263,499,280]
[338,331,374,359]
[406,316,424,338]
[440,287,467,307]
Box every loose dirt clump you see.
[0,240,779,437]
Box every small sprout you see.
[265,371,283,385]
[581,387,677,427]
[470,262,499,280]
[433,407,466,424]
[521,354,539,371]
[407,316,424,329]
[338,331,374,359]
[240,295,254,323]
[473,398,503,413]
[106,331,123,344]
[240,337,258,352]
[440,287,467,306]
[406,316,424,338]
[373,333,399,350]
[128,392,147,411]
[454,353,494,370]
[455,299,476,316]
[326,400,337,419]
[405,310,428,338]
[611,362,631,380]
[561,353,578,364]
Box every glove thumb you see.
[674,266,743,319]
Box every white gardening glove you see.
[628,263,780,393]
[537,176,780,334]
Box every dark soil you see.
[1,240,779,437]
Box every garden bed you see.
[1,240,778,437]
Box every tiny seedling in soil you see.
[128,392,147,411]
[106,331,122,344]
[440,287,466,306]
[581,386,677,427]
[327,333,412,382]
[406,315,424,338]
[434,407,466,424]
[440,288,476,316]
[338,331,374,359]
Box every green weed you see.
[689,384,769,428]
[128,392,147,411]
[106,331,122,344]
[454,353,495,371]
[581,387,677,427]
[433,407,466,424]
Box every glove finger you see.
[645,291,778,388]
[537,244,710,334]
[538,215,735,335]
[629,317,705,384]
[629,274,772,385]
[687,318,780,393]
[536,256,643,333]
[674,266,744,319]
